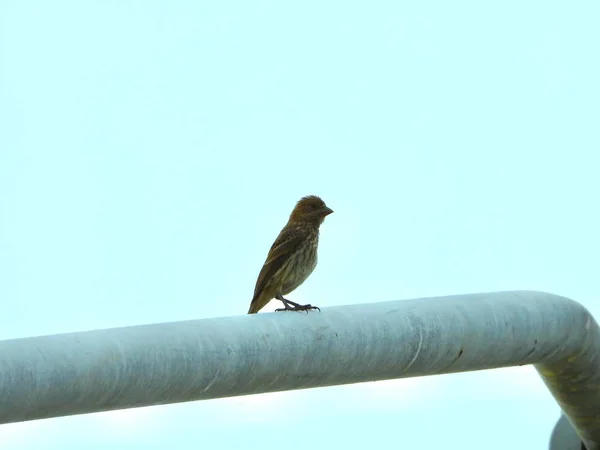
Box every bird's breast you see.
[279,232,319,295]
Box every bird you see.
[247,195,333,314]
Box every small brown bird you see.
[247,195,333,314]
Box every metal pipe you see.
[0,291,598,448]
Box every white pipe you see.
[0,291,598,448]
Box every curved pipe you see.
[0,291,598,448]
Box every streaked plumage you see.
[247,195,333,314]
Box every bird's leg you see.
[279,298,303,308]
[274,294,320,313]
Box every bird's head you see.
[288,195,334,225]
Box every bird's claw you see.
[275,304,320,313]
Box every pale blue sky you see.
[1,0,599,448]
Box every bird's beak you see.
[323,206,334,216]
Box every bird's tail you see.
[247,296,260,314]
[248,292,268,314]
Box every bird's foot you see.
[275,295,320,313]
[275,303,321,313]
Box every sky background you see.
[1,0,599,448]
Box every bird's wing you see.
[252,225,307,302]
